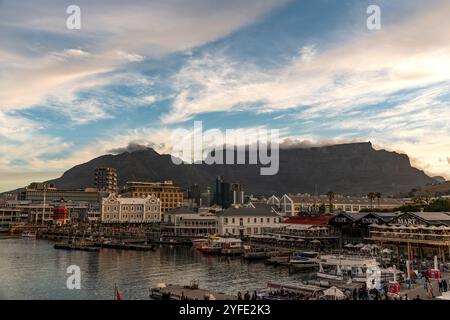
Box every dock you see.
[54,242,100,252]
[100,242,156,251]
[150,283,236,300]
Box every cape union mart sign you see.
[393,217,419,226]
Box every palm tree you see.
[326,191,335,213]
[367,192,376,210]
[375,192,382,208]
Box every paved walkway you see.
[399,272,450,300]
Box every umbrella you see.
[296,239,305,242]
[344,243,354,248]
[323,286,346,300]
[355,243,364,248]
[381,248,393,254]
[310,239,321,244]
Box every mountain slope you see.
[46,142,434,195]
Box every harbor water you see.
[0,237,312,300]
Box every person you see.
[251,291,257,300]
[244,291,250,300]
[403,294,409,300]
[237,291,242,300]
[352,288,358,300]
[427,281,435,299]
[443,279,448,292]
[438,279,443,293]
[413,295,421,300]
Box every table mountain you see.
[46,142,434,195]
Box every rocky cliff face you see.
[46,142,434,195]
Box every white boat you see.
[289,252,319,271]
[21,231,37,238]
[316,254,379,282]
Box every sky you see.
[0,0,450,192]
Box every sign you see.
[333,217,348,223]
[361,217,379,224]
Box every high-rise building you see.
[94,167,118,193]
[120,181,183,213]
[213,176,232,209]
[231,183,244,205]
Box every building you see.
[367,212,450,262]
[231,183,244,206]
[213,176,232,209]
[20,183,100,204]
[216,206,281,237]
[162,207,217,237]
[101,193,161,224]
[278,194,405,216]
[121,181,183,213]
[328,211,400,244]
[0,208,23,229]
[52,201,69,226]
[94,167,118,193]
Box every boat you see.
[289,251,319,271]
[243,247,271,260]
[0,227,10,233]
[199,237,243,255]
[316,254,379,282]
[21,231,37,238]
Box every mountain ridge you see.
[44,142,434,196]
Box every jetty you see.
[150,281,236,300]
[99,242,156,251]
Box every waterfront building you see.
[259,223,340,248]
[162,207,217,237]
[19,183,100,204]
[278,194,405,216]
[0,208,22,229]
[94,167,118,193]
[328,211,400,244]
[216,206,281,237]
[101,193,161,224]
[120,181,183,214]
[367,212,450,261]
[52,201,69,226]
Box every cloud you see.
[0,0,288,114]
[162,1,450,124]
[108,142,153,154]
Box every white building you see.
[217,206,281,237]
[278,194,405,216]
[101,193,161,224]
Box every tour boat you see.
[243,247,270,260]
[199,237,243,255]
[316,254,379,282]
[289,251,319,271]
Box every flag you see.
[114,284,122,300]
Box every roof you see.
[284,194,404,206]
[216,207,279,217]
[284,215,333,225]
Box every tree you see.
[375,192,382,207]
[326,191,335,213]
[367,192,376,210]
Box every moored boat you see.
[21,231,37,238]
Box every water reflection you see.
[0,238,311,300]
